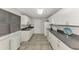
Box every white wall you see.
[21,15,31,28]
[31,18,47,34]
[48,8,79,35]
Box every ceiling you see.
[15,8,61,18]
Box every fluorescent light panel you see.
[37,8,43,15]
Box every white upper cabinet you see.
[49,18,55,24]
[48,8,79,25]
[21,15,30,25]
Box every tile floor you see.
[19,34,53,50]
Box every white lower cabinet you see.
[10,36,20,50]
[9,31,21,50]
[0,38,9,50]
[21,29,33,41]
[0,31,21,50]
[48,31,58,49]
[47,31,72,50]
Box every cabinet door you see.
[10,13,20,33]
[47,31,57,49]
[48,31,62,50]
[21,31,29,41]
[0,38,9,50]
[51,34,58,50]
[47,31,51,43]
[21,15,29,25]
[10,36,20,50]
[9,31,21,50]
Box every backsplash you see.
[21,24,28,29]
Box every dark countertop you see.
[48,29,79,50]
[21,27,34,31]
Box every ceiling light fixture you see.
[37,8,43,15]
